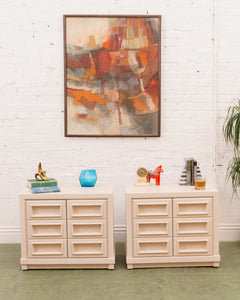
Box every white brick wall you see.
[215,0,240,240]
[0,0,239,242]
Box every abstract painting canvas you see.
[64,15,161,137]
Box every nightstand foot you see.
[21,264,28,270]
[213,262,220,267]
[108,264,114,269]
[127,264,133,269]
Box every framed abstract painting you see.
[64,15,161,137]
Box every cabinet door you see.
[134,238,172,257]
[133,219,172,237]
[67,200,106,219]
[28,220,66,239]
[28,239,67,258]
[68,239,107,257]
[133,199,172,218]
[173,198,212,217]
[68,220,106,238]
[173,218,212,236]
[27,200,66,219]
[174,237,212,256]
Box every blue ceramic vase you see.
[79,169,97,187]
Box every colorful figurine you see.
[146,165,164,186]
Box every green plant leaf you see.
[226,155,240,193]
[223,99,240,149]
[223,99,240,197]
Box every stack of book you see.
[27,178,60,193]
[179,158,202,186]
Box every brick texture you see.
[0,0,239,238]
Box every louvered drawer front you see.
[133,219,172,237]
[174,237,212,256]
[174,218,212,236]
[67,200,106,219]
[133,199,172,218]
[28,239,67,258]
[134,238,172,257]
[68,220,106,238]
[68,239,107,257]
[173,198,212,217]
[27,200,66,219]
[28,220,66,239]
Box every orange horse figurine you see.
[146,165,164,186]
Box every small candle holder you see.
[79,169,97,187]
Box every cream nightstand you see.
[126,184,220,269]
[20,184,115,270]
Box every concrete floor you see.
[0,242,240,300]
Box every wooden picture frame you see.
[64,15,161,137]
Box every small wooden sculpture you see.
[35,162,50,181]
[146,165,164,186]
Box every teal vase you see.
[79,170,97,187]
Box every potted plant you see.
[223,99,240,194]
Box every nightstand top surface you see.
[126,183,218,197]
[20,183,113,199]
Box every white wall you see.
[0,0,240,242]
[215,0,240,241]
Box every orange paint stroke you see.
[102,37,110,49]
[128,91,148,112]
[128,91,145,100]
[110,52,124,56]
[67,88,106,105]
[134,99,148,111]
[77,113,97,122]
[147,80,159,107]
[139,50,148,68]
[128,80,159,112]
[111,27,118,33]
[89,52,96,77]
[67,74,83,83]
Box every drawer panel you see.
[68,220,106,238]
[28,239,67,258]
[174,237,212,256]
[67,200,106,219]
[133,219,172,237]
[28,220,66,238]
[27,200,66,219]
[173,198,212,217]
[68,239,107,257]
[174,218,212,236]
[134,238,172,257]
[133,199,172,218]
